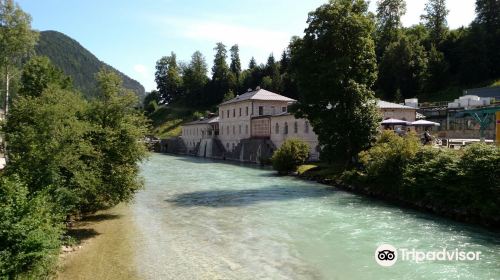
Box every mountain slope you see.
[35,30,145,98]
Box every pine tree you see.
[421,0,449,45]
[375,0,406,58]
[154,52,182,104]
[211,42,230,103]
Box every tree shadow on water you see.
[166,185,336,208]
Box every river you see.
[58,153,500,280]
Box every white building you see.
[180,88,320,162]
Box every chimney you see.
[255,86,261,91]
[247,88,252,92]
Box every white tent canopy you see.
[411,120,441,126]
[381,118,410,125]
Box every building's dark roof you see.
[464,86,500,98]
[220,89,296,105]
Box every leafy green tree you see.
[378,33,428,99]
[264,53,282,92]
[183,51,208,107]
[471,0,500,79]
[222,89,235,102]
[248,57,257,69]
[155,52,182,104]
[210,42,231,104]
[272,139,310,175]
[143,90,161,115]
[85,69,148,211]
[0,176,64,279]
[290,0,381,164]
[375,0,406,58]
[424,44,449,93]
[229,45,241,83]
[421,0,449,45]
[474,0,500,31]
[18,56,72,97]
[0,0,38,115]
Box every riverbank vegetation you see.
[271,139,310,175]
[298,131,500,227]
[0,1,148,277]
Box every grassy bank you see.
[297,132,500,229]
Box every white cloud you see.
[133,64,147,75]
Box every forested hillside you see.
[36,30,145,98]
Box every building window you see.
[275,123,279,134]
[245,124,248,134]
[305,121,310,133]
[294,122,298,133]
[239,107,242,116]
[226,126,229,134]
[227,110,229,118]
[233,109,235,117]
[259,106,264,115]
[246,107,249,116]
[271,106,275,115]
[284,122,288,134]
[232,143,235,150]
[282,106,287,112]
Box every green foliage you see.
[378,32,428,99]
[222,90,235,102]
[85,68,149,211]
[155,52,183,104]
[19,56,72,97]
[357,133,500,221]
[359,131,420,188]
[290,0,380,163]
[272,139,310,175]
[0,176,64,279]
[182,51,209,108]
[375,0,406,58]
[421,0,449,45]
[5,86,93,212]
[35,31,145,99]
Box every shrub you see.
[272,139,310,175]
[358,130,420,190]
[0,176,64,279]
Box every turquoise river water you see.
[63,153,500,279]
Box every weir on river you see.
[59,154,500,280]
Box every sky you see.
[17,0,477,92]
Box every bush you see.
[358,130,420,190]
[272,139,310,175]
[0,176,64,279]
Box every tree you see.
[143,90,161,115]
[183,51,208,107]
[155,52,182,104]
[210,42,231,104]
[421,0,449,45]
[424,44,449,93]
[85,68,148,211]
[222,89,235,102]
[475,0,500,31]
[378,33,428,99]
[375,0,407,58]
[272,139,310,174]
[0,0,38,115]
[248,57,257,69]
[18,56,72,97]
[264,53,282,92]
[290,0,381,164]
[229,45,241,82]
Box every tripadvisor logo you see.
[375,244,482,267]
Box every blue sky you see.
[17,0,476,92]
